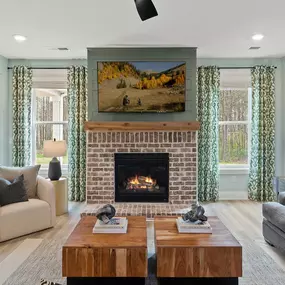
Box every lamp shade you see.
[43,140,67,158]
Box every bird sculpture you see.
[95,204,116,224]
[182,202,208,223]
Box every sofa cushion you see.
[263,202,285,232]
[0,199,52,242]
[0,175,28,206]
[0,165,41,198]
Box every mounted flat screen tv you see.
[97,61,186,113]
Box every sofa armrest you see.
[278,192,285,206]
[263,202,285,232]
[37,176,56,227]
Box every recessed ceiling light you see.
[13,34,27,42]
[252,34,264,41]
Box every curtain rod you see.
[7,67,69,70]
[7,66,277,70]
[218,66,277,69]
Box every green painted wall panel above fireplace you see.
[87,47,197,121]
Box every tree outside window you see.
[33,89,68,166]
[219,69,251,167]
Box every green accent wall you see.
[0,55,8,165]
[87,48,197,121]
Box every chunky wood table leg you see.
[158,277,238,285]
[67,277,145,285]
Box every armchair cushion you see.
[0,175,28,206]
[0,165,41,198]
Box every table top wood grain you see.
[155,216,241,248]
[63,216,147,249]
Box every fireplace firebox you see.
[115,153,169,203]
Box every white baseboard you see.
[219,191,248,200]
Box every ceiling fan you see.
[134,0,158,21]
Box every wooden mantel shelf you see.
[84,121,200,131]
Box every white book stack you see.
[93,217,128,234]
[176,217,212,234]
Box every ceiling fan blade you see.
[134,0,158,21]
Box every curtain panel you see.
[248,66,276,201]
[197,66,220,202]
[67,66,88,202]
[12,66,33,167]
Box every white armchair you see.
[0,176,56,242]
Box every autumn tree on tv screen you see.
[97,61,186,113]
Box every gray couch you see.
[263,192,285,250]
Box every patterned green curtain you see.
[12,66,33,167]
[248,66,276,201]
[68,66,88,201]
[197,66,220,202]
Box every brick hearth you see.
[86,130,197,205]
[81,203,192,218]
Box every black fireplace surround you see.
[115,153,169,203]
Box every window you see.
[32,89,68,166]
[219,69,251,167]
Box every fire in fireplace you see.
[115,153,169,203]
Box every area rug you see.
[3,235,285,285]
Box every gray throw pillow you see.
[0,165,40,198]
[0,175,29,207]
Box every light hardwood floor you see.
[0,201,285,273]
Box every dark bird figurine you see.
[95,204,116,224]
[182,203,208,223]
[137,98,142,106]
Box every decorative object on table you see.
[93,217,128,234]
[176,217,212,233]
[43,139,67,180]
[182,202,208,223]
[176,202,212,233]
[95,204,116,224]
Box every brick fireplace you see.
[85,122,199,205]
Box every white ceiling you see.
[1,0,285,59]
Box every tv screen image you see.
[97,61,186,113]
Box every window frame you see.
[31,88,68,170]
[219,87,252,170]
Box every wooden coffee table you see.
[154,216,242,285]
[62,216,147,285]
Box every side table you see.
[46,177,68,216]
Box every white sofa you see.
[0,176,56,242]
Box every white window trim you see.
[219,87,252,171]
[32,88,68,168]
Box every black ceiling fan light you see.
[134,0,158,21]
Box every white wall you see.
[198,58,284,199]
[0,55,8,165]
